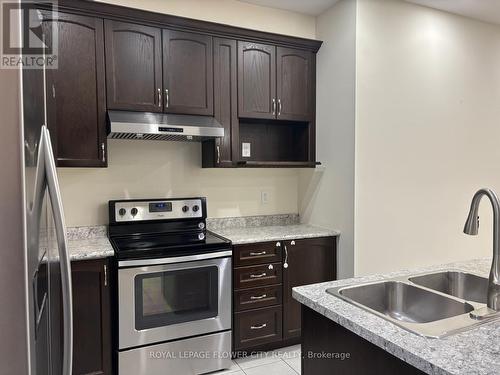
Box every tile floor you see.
[213,345,301,375]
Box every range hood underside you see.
[107,111,224,142]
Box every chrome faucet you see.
[463,188,500,315]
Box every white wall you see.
[59,0,316,227]
[299,0,356,279]
[95,0,316,39]
[355,0,500,275]
[59,141,298,226]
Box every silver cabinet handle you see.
[272,98,276,116]
[251,323,267,330]
[165,88,169,108]
[291,240,295,245]
[249,251,266,256]
[249,272,267,278]
[101,142,105,163]
[278,98,282,116]
[216,145,220,164]
[157,88,161,107]
[43,126,73,375]
[32,267,48,338]
[276,242,281,247]
[250,294,267,300]
[284,243,289,269]
[104,264,108,287]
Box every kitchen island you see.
[293,258,500,375]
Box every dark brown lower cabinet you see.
[302,306,424,375]
[232,237,336,354]
[71,258,112,375]
[283,237,336,340]
[234,306,282,350]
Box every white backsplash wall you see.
[58,140,299,226]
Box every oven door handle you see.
[118,250,232,267]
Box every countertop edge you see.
[211,224,340,245]
[225,231,340,245]
[292,289,444,375]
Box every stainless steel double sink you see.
[327,270,500,338]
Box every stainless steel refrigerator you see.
[0,4,73,375]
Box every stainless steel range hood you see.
[107,110,224,142]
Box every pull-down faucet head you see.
[463,207,480,235]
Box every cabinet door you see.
[71,259,112,375]
[237,41,276,119]
[105,20,162,112]
[283,237,336,340]
[163,29,213,115]
[214,38,237,166]
[42,12,107,167]
[276,47,314,122]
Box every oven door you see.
[118,251,232,349]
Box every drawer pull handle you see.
[249,251,266,256]
[250,294,267,300]
[249,272,267,278]
[250,323,267,330]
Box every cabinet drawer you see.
[234,263,282,289]
[234,306,282,350]
[234,285,282,312]
[233,242,282,266]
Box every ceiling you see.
[238,0,339,16]
[406,0,500,25]
[240,0,500,25]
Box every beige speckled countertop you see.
[212,224,339,245]
[65,214,340,259]
[66,226,114,261]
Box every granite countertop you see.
[212,224,339,245]
[293,258,500,375]
[207,214,339,244]
[66,226,114,261]
[64,214,339,259]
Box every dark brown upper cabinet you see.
[163,30,213,115]
[105,20,162,112]
[238,43,314,122]
[276,47,314,122]
[42,11,107,167]
[238,41,276,119]
[202,38,238,167]
[37,0,321,169]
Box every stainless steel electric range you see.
[108,197,232,375]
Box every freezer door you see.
[44,126,73,375]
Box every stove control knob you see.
[192,205,200,212]
[182,205,189,213]
[198,222,205,230]
[118,208,126,216]
[131,207,138,216]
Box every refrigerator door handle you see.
[42,125,73,375]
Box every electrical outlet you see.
[242,142,251,158]
[261,191,269,204]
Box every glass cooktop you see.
[110,230,231,260]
